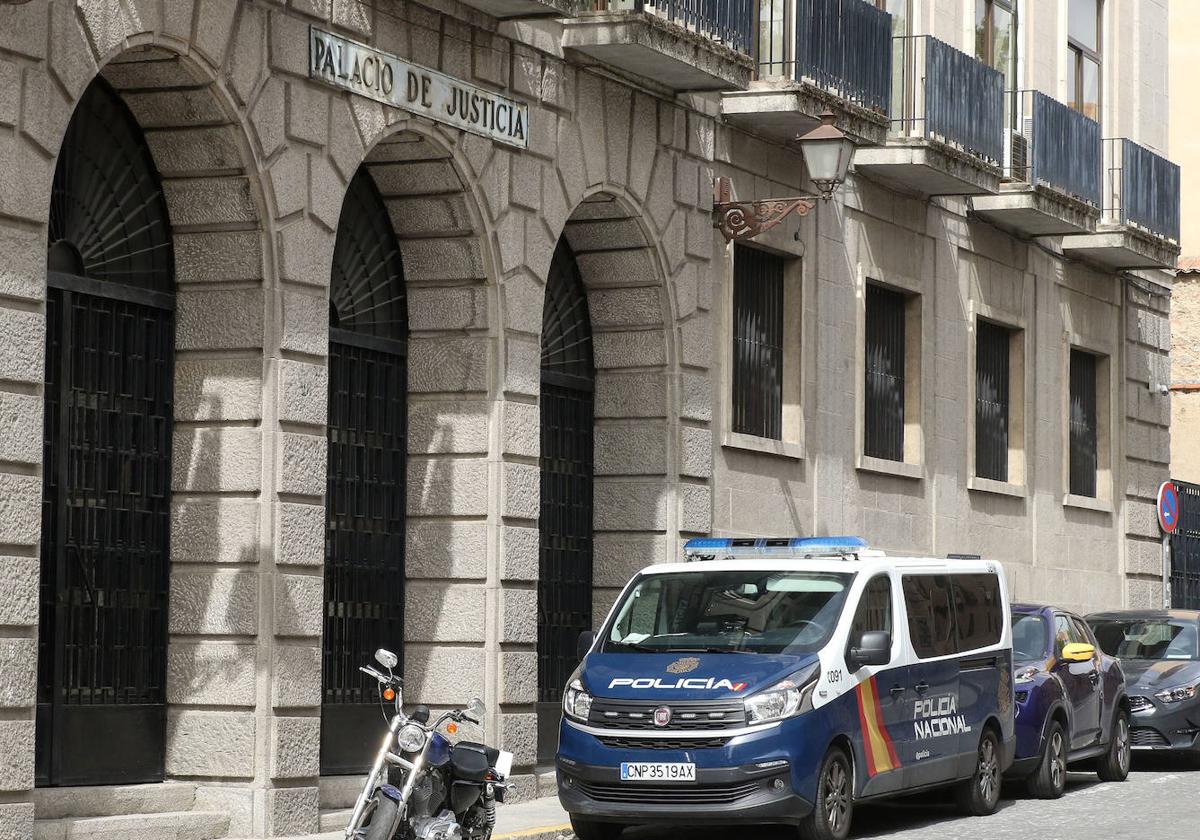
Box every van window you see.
[604,569,854,655]
[954,574,1003,651]
[903,575,957,659]
[848,575,893,661]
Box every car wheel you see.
[955,728,1003,816]
[569,817,624,840]
[1027,720,1067,799]
[798,746,854,840]
[1097,710,1131,782]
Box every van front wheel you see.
[955,728,1002,816]
[798,747,853,840]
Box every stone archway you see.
[532,191,678,764]
[37,74,177,788]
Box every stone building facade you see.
[0,0,1178,837]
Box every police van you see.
[556,537,1015,840]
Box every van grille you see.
[596,736,730,750]
[588,699,747,731]
[577,780,760,805]
[1130,727,1169,747]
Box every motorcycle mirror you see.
[468,697,486,720]
[375,648,399,671]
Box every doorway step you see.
[32,782,229,839]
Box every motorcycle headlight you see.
[1155,682,1199,704]
[744,665,819,724]
[563,679,593,722]
[1015,666,1040,685]
[397,723,427,753]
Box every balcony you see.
[970,91,1101,237]
[721,0,892,145]
[854,36,1004,197]
[456,0,577,19]
[561,0,755,91]
[1061,139,1181,270]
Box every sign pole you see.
[1163,532,1171,610]
[1157,481,1180,609]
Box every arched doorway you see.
[321,167,409,775]
[37,78,175,786]
[537,240,595,764]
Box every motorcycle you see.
[346,648,514,840]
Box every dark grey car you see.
[1086,610,1200,762]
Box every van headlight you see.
[744,665,819,724]
[563,679,593,722]
[397,723,427,753]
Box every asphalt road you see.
[621,755,1200,840]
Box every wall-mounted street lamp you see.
[714,111,857,242]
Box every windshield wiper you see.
[672,646,757,655]
[607,640,658,653]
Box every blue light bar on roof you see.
[683,536,868,559]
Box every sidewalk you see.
[259,794,571,840]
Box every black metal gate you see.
[1170,481,1200,610]
[37,79,175,786]
[322,169,408,775]
[537,241,594,763]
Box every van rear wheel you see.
[955,728,1002,816]
[798,747,853,840]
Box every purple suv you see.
[1006,604,1131,798]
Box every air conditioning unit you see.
[1004,130,1027,182]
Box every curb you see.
[493,823,573,840]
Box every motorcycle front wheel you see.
[363,795,400,840]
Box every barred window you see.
[975,321,1011,482]
[732,245,785,440]
[864,284,907,461]
[1069,349,1099,497]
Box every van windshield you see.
[604,570,854,655]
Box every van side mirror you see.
[849,631,891,669]
[1061,642,1095,662]
[576,630,596,661]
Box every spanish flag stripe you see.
[856,677,900,777]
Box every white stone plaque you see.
[309,26,529,149]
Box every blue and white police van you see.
[556,537,1015,840]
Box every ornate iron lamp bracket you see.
[712,176,820,243]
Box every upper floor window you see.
[975,321,1012,483]
[975,0,1017,93]
[1068,348,1099,498]
[756,0,788,78]
[876,0,909,35]
[864,284,908,462]
[732,245,785,440]
[1067,0,1101,121]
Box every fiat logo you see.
[653,706,672,727]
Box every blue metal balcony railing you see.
[1007,90,1101,208]
[891,35,1004,164]
[590,0,754,55]
[791,0,893,115]
[1104,138,1181,242]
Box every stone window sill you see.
[722,431,804,461]
[856,454,923,480]
[968,476,1027,498]
[1063,493,1113,514]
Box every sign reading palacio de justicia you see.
[309,27,529,149]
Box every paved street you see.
[616,757,1200,840]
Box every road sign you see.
[1159,481,1180,534]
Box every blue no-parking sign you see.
[1159,481,1180,534]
